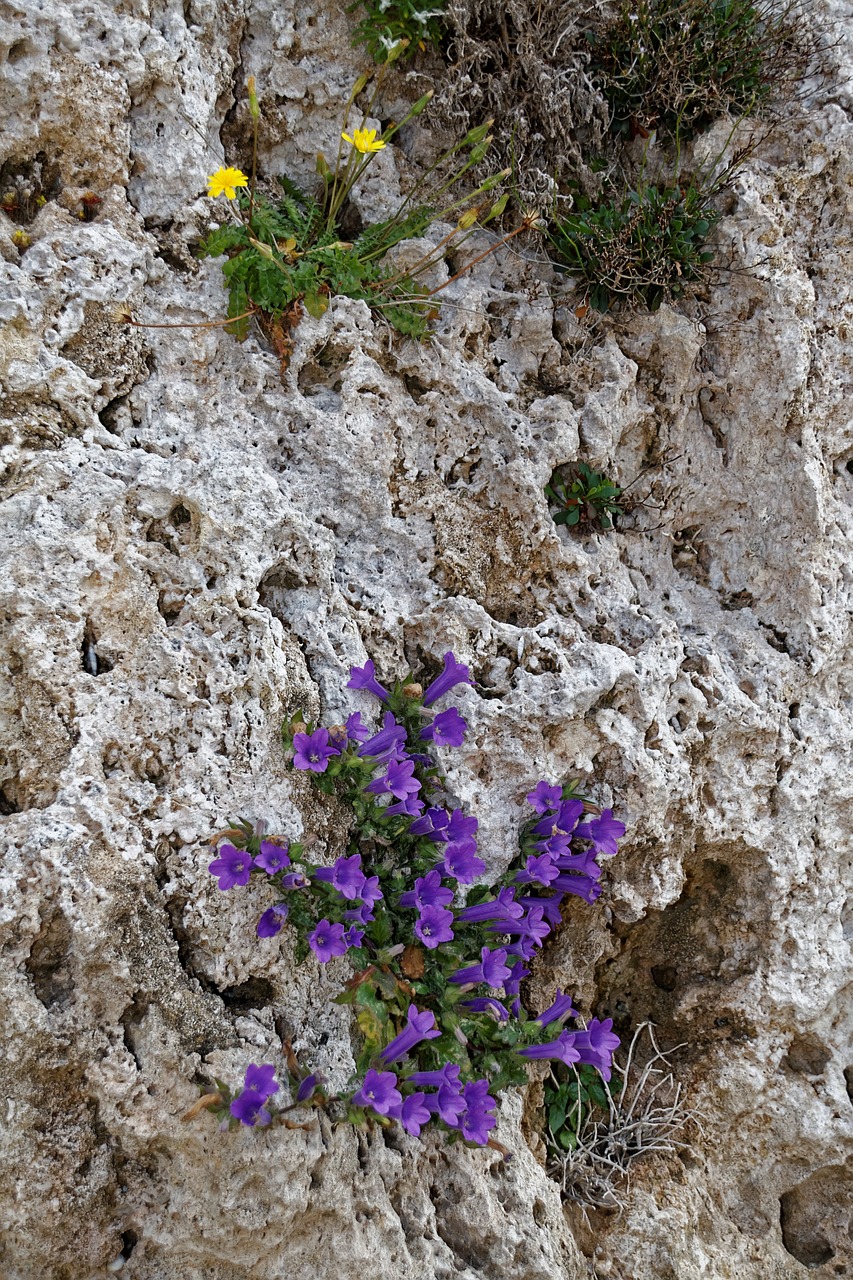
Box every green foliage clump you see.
[550,179,719,312]
[589,0,816,142]
[546,1062,614,1150]
[546,463,624,531]
[349,0,447,62]
[200,76,509,346]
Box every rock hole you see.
[842,1066,853,1104]
[217,976,275,1016]
[780,1166,852,1267]
[26,907,75,1009]
[651,965,678,992]
[783,1033,831,1076]
[82,619,113,675]
[7,39,30,62]
[0,784,22,815]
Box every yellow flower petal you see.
[341,127,386,155]
[206,166,249,200]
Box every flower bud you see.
[402,682,423,699]
[464,119,494,146]
[327,724,348,744]
[290,721,307,737]
[247,76,260,120]
[409,90,434,118]
[457,208,480,231]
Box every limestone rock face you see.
[1,1,852,1277]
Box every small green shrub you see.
[349,0,447,62]
[546,464,624,531]
[199,75,511,347]
[550,178,719,312]
[588,0,817,141]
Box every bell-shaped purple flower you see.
[345,711,371,743]
[441,839,485,884]
[420,707,467,748]
[453,1079,497,1145]
[230,1093,273,1126]
[343,924,365,948]
[379,1004,441,1064]
[449,946,511,988]
[573,1018,621,1081]
[352,1068,402,1116]
[385,794,426,818]
[292,727,340,773]
[576,810,625,857]
[406,1062,461,1090]
[422,1084,467,1127]
[209,843,252,890]
[296,1073,322,1103]
[366,757,421,800]
[455,887,523,924]
[414,904,454,949]
[533,798,584,839]
[257,903,289,937]
[399,869,454,911]
[460,997,510,1023]
[535,989,578,1026]
[423,652,473,707]
[517,1029,581,1066]
[551,873,602,904]
[526,781,563,814]
[308,918,347,963]
[392,1091,432,1137]
[314,853,367,901]
[515,853,560,887]
[446,809,478,843]
[254,840,290,874]
[409,806,450,840]
[502,959,529,997]
[515,894,565,925]
[358,712,407,761]
[280,869,311,890]
[347,659,391,702]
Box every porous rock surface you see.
[1,1,852,1277]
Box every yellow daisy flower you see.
[207,167,249,200]
[341,127,386,154]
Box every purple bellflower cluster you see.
[203,652,625,1148]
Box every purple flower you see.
[296,1073,322,1103]
[406,1063,461,1090]
[343,925,365,948]
[536,989,578,1026]
[414,904,454,949]
[254,840,290,874]
[314,853,366,901]
[493,904,551,951]
[209,843,252,890]
[308,919,347,963]
[345,711,371,743]
[230,1093,273,1126]
[441,839,485,884]
[455,887,523,924]
[460,997,510,1023]
[409,807,450,840]
[526,780,563,814]
[420,707,467,748]
[551,873,602,904]
[446,809,478,844]
[515,894,565,925]
[533,798,584,839]
[359,875,384,907]
[392,1091,432,1137]
[423,652,474,707]
[422,1084,467,1126]
[573,1018,621,1081]
[352,1068,402,1116]
[379,1004,441,1064]
[344,902,375,925]
[449,946,511,988]
[553,849,601,875]
[243,1063,279,1100]
[399,869,454,911]
[280,869,310,890]
[385,794,426,818]
[347,659,391,702]
[292,728,340,773]
[257,903,289,937]
[515,853,560,887]
[517,1029,581,1066]
[366,757,421,800]
[454,1079,497,1146]
[358,712,407,761]
[502,960,529,997]
[577,810,625,857]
